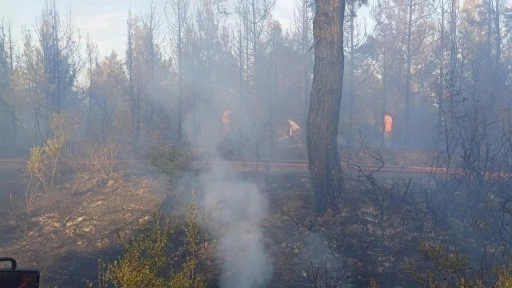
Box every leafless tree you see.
[37,0,81,133]
[166,0,191,141]
[0,20,16,147]
[85,36,98,138]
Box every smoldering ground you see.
[199,163,273,287]
[183,100,273,287]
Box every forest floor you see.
[0,147,465,287]
[0,161,168,287]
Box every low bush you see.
[80,141,120,179]
[88,201,206,288]
[407,242,512,287]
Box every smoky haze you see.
[198,163,272,287]
[4,0,512,287]
[184,88,274,286]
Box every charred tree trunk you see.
[307,0,345,214]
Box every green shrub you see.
[89,201,206,288]
[26,113,71,193]
[411,242,471,288]
[408,242,512,287]
[168,197,206,288]
[101,212,171,287]
[495,265,512,288]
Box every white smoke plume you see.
[199,164,272,287]
[184,100,273,287]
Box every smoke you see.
[200,164,272,287]
[184,99,273,287]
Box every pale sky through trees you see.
[0,0,295,57]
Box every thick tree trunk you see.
[307,0,345,214]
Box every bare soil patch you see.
[0,165,166,287]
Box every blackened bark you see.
[307,0,345,214]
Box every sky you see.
[0,0,295,57]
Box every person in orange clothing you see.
[287,118,301,144]
[383,113,392,146]
[278,118,301,144]
[288,118,300,137]
[222,110,233,135]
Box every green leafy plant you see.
[89,200,206,288]
[494,265,512,288]
[417,242,469,287]
[405,242,512,288]
[369,278,380,288]
[26,145,47,192]
[24,113,72,216]
[26,113,70,193]
[410,242,474,288]
[102,211,171,287]
[169,196,206,288]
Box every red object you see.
[384,114,393,133]
[222,110,233,126]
